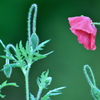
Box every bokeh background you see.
[0,0,100,100]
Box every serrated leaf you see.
[32,53,45,57]
[0,81,18,98]
[44,51,54,56]
[13,59,25,69]
[19,41,28,61]
[3,47,16,62]
[15,44,22,61]
[41,93,50,100]
[1,63,19,71]
[32,55,46,60]
[41,71,46,79]
[37,70,49,88]
[34,40,50,51]
[33,51,53,61]
[0,80,18,90]
[32,51,53,63]
[30,93,35,100]
[47,86,66,96]
[41,86,66,100]
[25,41,31,56]
[2,63,19,78]
[31,33,39,50]
[0,81,7,89]
[37,77,41,87]
[0,55,15,60]
[3,44,15,57]
[0,94,5,98]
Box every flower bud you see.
[45,77,52,86]
[91,86,100,100]
[31,33,39,50]
[3,64,12,78]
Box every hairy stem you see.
[6,44,16,64]
[27,4,37,54]
[25,63,31,100]
[36,87,43,100]
[83,65,96,87]
[25,3,38,100]
[92,22,100,25]
[25,70,29,100]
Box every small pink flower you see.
[68,16,97,50]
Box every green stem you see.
[83,65,96,87]
[92,22,100,25]
[32,4,37,34]
[6,44,16,52]
[27,4,37,54]
[25,4,38,100]
[0,39,6,48]
[25,64,31,100]
[36,87,43,100]
[25,3,38,100]
[25,71,29,100]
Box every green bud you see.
[3,64,12,78]
[91,86,100,100]
[45,77,52,86]
[31,33,39,50]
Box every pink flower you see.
[68,16,97,50]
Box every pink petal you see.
[68,16,97,37]
[70,29,96,50]
[68,16,97,50]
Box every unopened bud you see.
[31,33,39,50]
[91,86,100,100]
[45,77,52,86]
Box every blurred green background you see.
[0,0,100,100]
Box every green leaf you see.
[1,63,19,71]
[3,48,16,62]
[46,86,66,96]
[0,80,7,89]
[15,44,22,61]
[15,44,25,69]
[41,86,66,100]
[19,41,28,61]
[3,65,12,78]
[30,93,35,100]
[41,93,50,100]
[0,80,18,98]
[0,80,19,89]
[5,82,19,87]
[34,40,50,51]
[31,51,53,63]
[44,51,54,56]
[31,33,39,50]
[0,41,16,62]
[25,41,30,55]
[1,63,19,78]
[37,70,49,88]
[0,94,5,98]
[32,55,46,60]
[37,77,41,87]
[0,55,15,60]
